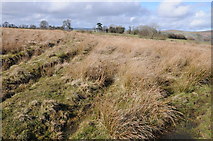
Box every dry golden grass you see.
[64,32,210,139]
[97,88,181,139]
[67,32,210,90]
[2,28,69,54]
[2,28,211,139]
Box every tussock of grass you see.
[82,60,118,87]
[97,87,181,139]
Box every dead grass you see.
[64,32,210,139]
[2,28,68,54]
[2,28,211,139]
[97,88,181,139]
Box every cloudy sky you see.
[2,1,211,31]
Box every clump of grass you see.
[163,64,211,94]
[82,61,117,87]
[97,87,181,139]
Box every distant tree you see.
[96,23,102,31]
[49,25,54,29]
[131,26,139,35]
[108,25,116,33]
[115,26,125,34]
[137,25,158,38]
[102,26,108,33]
[108,25,125,34]
[9,24,16,28]
[2,21,9,27]
[62,19,72,30]
[19,24,29,29]
[30,24,36,29]
[128,26,132,34]
[40,20,49,29]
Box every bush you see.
[137,25,158,38]
[108,26,116,33]
[108,26,125,34]
[115,26,125,34]
[167,33,187,40]
[132,29,139,35]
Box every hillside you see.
[163,30,211,42]
[1,28,211,139]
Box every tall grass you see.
[97,88,181,139]
[64,32,210,139]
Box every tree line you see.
[1,19,72,30]
[95,23,125,34]
[1,20,190,40]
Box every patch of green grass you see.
[70,117,110,139]
[168,85,211,139]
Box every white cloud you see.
[2,2,211,31]
[130,17,135,22]
[195,10,205,18]
[189,10,210,28]
[85,4,92,10]
[158,0,191,18]
[45,2,70,12]
[190,19,205,27]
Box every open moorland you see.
[1,28,211,139]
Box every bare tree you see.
[2,21,9,27]
[137,25,158,38]
[40,20,49,29]
[62,19,72,30]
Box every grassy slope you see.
[163,30,211,42]
[1,28,211,139]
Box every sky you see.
[1,1,211,31]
